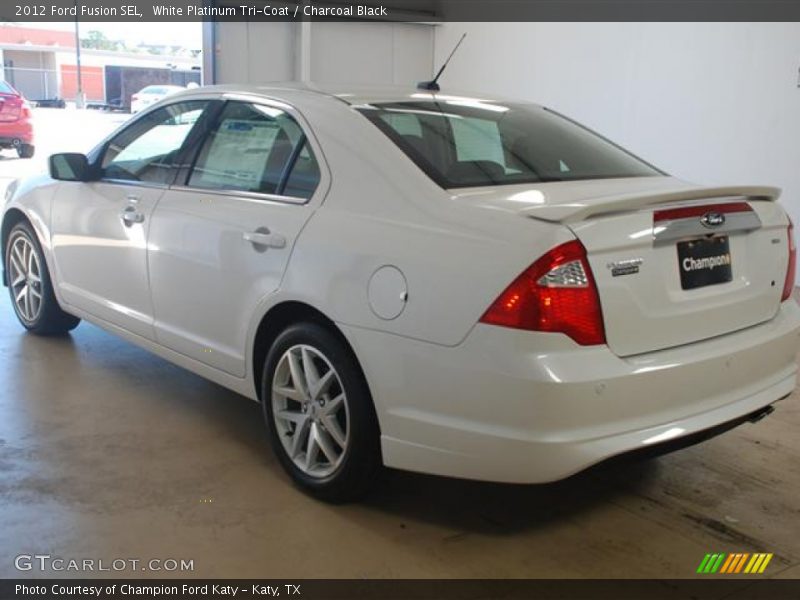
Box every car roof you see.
[176,82,530,109]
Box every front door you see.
[51,100,210,340]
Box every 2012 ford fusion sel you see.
[3,84,798,501]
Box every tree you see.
[81,30,122,52]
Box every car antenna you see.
[417,33,467,92]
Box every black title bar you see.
[5,0,800,22]
[3,579,800,600]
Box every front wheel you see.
[262,322,381,502]
[5,221,80,334]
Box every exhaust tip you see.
[747,405,775,424]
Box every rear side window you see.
[283,143,321,199]
[0,81,16,95]
[358,100,661,188]
[187,101,321,200]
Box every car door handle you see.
[120,206,145,226]
[243,230,286,249]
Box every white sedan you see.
[130,84,184,114]
[3,84,798,501]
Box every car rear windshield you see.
[356,100,662,188]
[142,86,169,94]
[0,81,16,95]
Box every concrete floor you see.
[0,290,799,580]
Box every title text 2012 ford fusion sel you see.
[3,84,798,501]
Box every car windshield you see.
[0,81,16,95]
[357,99,662,188]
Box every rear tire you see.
[262,322,382,502]
[17,144,34,159]
[5,221,80,334]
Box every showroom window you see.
[101,101,209,185]
[359,101,662,188]
[187,102,321,199]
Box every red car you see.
[0,81,34,159]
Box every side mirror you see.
[49,153,93,182]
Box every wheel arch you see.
[250,301,376,420]
[1,208,31,285]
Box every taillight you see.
[781,217,796,302]
[479,240,606,345]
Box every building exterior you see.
[0,25,201,105]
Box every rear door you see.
[570,198,790,357]
[148,98,326,377]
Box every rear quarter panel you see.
[278,98,573,347]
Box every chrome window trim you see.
[97,178,171,190]
[168,184,310,206]
[93,92,330,208]
[221,92,295,112]
[176,94,329,207]
[653,210,762,245]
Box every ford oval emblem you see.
[701,212,726,228]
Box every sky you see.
[11,21,202,50]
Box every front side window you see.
[102,101,207,184]
[187,102,321,200]
[357,100,661,188]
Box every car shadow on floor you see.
[360,458,661,535]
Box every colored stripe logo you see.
[697,553,773,574]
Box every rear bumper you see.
[343,301,800,483]
[0,120,33,145]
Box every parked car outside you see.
[2,84,798,502]
[130,85,185,114]
[0,80,35,158]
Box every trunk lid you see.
[454,177,790,356]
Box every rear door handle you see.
[243,230,286,249]
[121,206,145,226]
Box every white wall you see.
[213,21,297,84]
[435,23,800,249]
[309,22,433,84]
[212,21,433,85]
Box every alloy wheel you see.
[8,234,43,323]
[271,344,350,478]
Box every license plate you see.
[677,236,732,290]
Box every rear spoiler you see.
[523,185,781,223]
